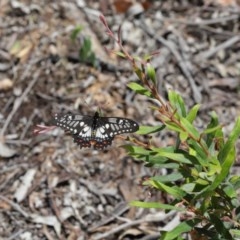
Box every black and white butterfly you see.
[53,112,139,149]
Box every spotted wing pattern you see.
[53,112,139,149]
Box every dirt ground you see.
[0,0,240,239]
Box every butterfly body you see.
[54,112,139,149]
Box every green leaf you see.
[146,63,156,84]
[205,112,224,149]
[151,162,180,169]
[149,180,186,199]
[179,132,188,141]
[230,176,240,189]
[218,117,240,163]
[203,125,222,135]
[188,139,208,166]
[136,125,164,135]
[70,25,83,41]
[209,214,233,240]
[151,172,183,183]
[80,38,91,59]
[186,104,200,123]
[130,201,185,211]
[127,82,152,97]
[154,148,193,164]
[123,145,151,156]
[161,220,197,240]
[223,184,237,198]
[114,51,126,58]
[181,183,196,192]
[79,37,96,66]
[165,121,185,133]
[168,91,187,117]
[143,54,153,61]
[197,147,236,199]
[230,229,240,238]
[180,118,200,139]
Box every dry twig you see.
[0,71,40,136]
[139,16,202,103]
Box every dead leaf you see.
[14,168,37,202]
[0,62,11,72]
[17,43,34,63]
[31,214,61,236]
[0,200,11,210]
[0,142,17,158]
[119,228,144,239]
[113,0,152,13]
[0,78,14,91]
[204,0,239,6]
[113,0,133,13]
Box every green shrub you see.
[100,14,240,240]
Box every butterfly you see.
[53,112,139,149]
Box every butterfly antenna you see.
[78,96,93,113]
[97,100,111,114]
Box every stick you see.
[139,17,202,102]
[1,71,40,136]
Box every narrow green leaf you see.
[114,51,126,58]
[136,125,164,135]
[168,91,187,117]
[179,132,188,141]
[195,178,209,186]
[155,149,192,164]
[130,201,185,211]
[188,139,208,166]
[205,112,224,149]
[181,183,196,192]
[149,180,186,199]
[70,25,83,41]
[180,118,200,139]
[218,117,240,163]
[197,147,236,199]
[79,38,92,61]
[127,82,152,97]
[146,63,156,84]
[161,220,197,240]
[165,121,184,133]
[186,104,200,123]
[150,162,180,169]
[123,145,151,155]
[203,125,222,134]
[152,172,183,182]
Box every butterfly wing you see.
[53,113,94,148]
[94,117,139,141]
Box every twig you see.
[195,35,240,60]
[93,211,176,240]
[139,233,161,240]
[89,202,129,232]
[0,163,28,174]
[93,218,148,240]
[20,109,38,140]
[164,15,239,26]
[0,195,29,218]
[0,71,40,136]
[42,225,55,240]
[7,229,25,240]
[198,25,236,38]
[139,16,202,103]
